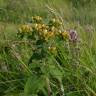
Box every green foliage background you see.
[0,0,96,96]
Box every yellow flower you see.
[47,31,54,37]
[50,26,56,32]
[45,31,55,41]
[39,29,47,37]
[35,16,42,21]
[58,30,62,34]
[60,31,69,39]
[34,23,48,32]
[41,24,47,28]
[51,18,62,25]
[43,29,48,35]
[48,46,57,54]
[32,16,42,22]
[34,23,38,28]
[19,25,32,33]
[52,18,56,23]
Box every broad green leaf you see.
[24,75,45,96]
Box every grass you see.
[0,0,96,96]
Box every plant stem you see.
[46,77,52,96]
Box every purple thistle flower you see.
[69,29,78,42]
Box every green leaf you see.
[24,75,45,96]
[49,65,63,82]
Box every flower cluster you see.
[59,30,69,40]
[32,16,42,23]
[19,24,32,33]
[49,18,62,28]
[18,16,78,55]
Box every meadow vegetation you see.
[0,0,96,96]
